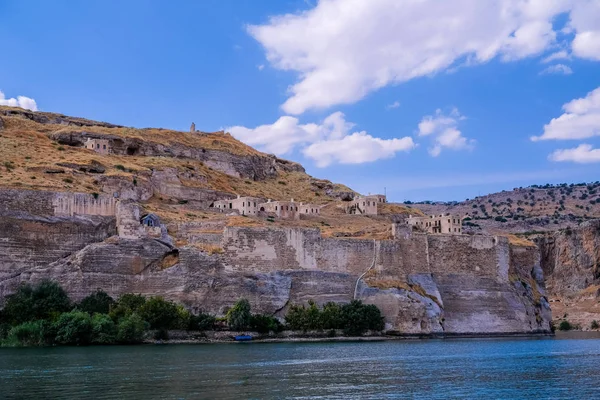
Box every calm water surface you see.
[1,335,600,399]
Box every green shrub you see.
[3,321,50,347]
[54,310,93,345]
[114,164,125,171]
[250,314,283,334]
[3,281,72,324]
[591,320,599,329]
[226,299,252,331]
[78,290,115,315]
[116,313,146,344]
[285,304,311,331]
[340,300,385,336]
[109,293,146,321]
[139,296,182,330]
[188,313,217,331]
[321,302,343,330]
[558,320,573,331]
[91,314,117,344]
[284,300,384,335]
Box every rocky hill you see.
[3,105,596,335]
[409,183,600,235]
[0,106,353,205]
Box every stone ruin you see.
[345,194,386,215]
[210,196,321,220]
[406,213,464,234]
[84,138,111,155]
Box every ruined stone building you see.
[298,203,322,216]
[346,194,386,215]
[85,138,111,155]
[406,214,463,234]
[258,199,299,220]
[211,196,265,216]
[190,122,196,133]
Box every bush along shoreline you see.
[0,281,385,347]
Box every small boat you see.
[234,335,253,341]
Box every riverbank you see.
[147,329,555,345]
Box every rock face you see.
[48,128,304,180]
[537,220,600,327]
[538,220,600,297]
[0,189,552,335]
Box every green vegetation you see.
[558,320,573,331]
[285,300,385,335]
[226,299,252,330]
[591,320,599,329]
[0,282,386,346]
[78,289,115,315]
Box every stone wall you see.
[53,192,117,217]
[0,188,55,216]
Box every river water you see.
[1,334,599,399]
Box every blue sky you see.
[1,0,599,202]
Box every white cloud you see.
[549,144,600,163]
[532,87,600,141]
[417,108,473,156]
[541,50,570,63]
[303,132,415,167]
[247,0,599,115]
[0,90,38,111]
[540,64,573,75]
[257,64,265,71]
[386,101,400,110]
[226,111,414,167]
[569,0,600,60]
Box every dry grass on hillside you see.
[0,113,350,203]
[379,203,424,216]
[504,234,536,247]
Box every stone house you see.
[406,214,463,234]
[211,196,265,216]
[140,213,162,238]
[141,213,160,227]
[298,203,322,216]
[346,194,386,215]
[85,138,111,155]
[257,199,299,220]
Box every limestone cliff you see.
[0,190,551,335]
[537,220,600,328]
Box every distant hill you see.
[406,183,600,234]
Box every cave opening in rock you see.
[126,147,138,156]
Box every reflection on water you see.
[1,336,599,399]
